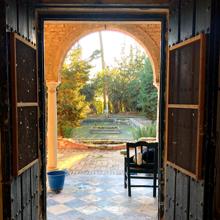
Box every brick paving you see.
[57,149,124,175]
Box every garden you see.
[56,31,158,147]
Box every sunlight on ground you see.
[57,153,89,170]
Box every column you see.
[47,81,59,170]
[156,84,160,142]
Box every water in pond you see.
[72,117,134,143]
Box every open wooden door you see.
[164,1,212,219]
[214,50,220,220]
[165,33,206,220]
[0,1,46,219]
[166,34,206,180]
[10,32,40,219]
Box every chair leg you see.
[153,171,157,197]
[124,157,127,189]
[128,170,131,197]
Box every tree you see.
[57,47,92,136]
[137,58,158,121]
[69,44,158,121]
[99,45,158,120]
[80,82,97,114]
[106,46,145,113]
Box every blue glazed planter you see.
[47,170,66,193]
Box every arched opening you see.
[58,28,160,88]
[57,29,158,142]
[45,23,161,220]
[45,22,161,87]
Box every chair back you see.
[126,141,158,169]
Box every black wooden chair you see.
[124,141,158,197]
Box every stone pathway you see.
[47,149,158,219]
[57,149,124,175]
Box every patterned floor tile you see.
[51,194,76,203]
[80,194,102,202]
[47,204,72,215]
[103,205,129,215]
[95,190,117,199]
[53,210,83,220]
[92,210,118,219]
[47,198,60,207]
[74,205,102,215]
[64,199,88,209]
[47,174,158,220]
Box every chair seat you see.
[126,158,155,171]
[129,167,154,173]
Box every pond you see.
[72,117,135,143]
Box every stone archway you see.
[45,22,161,86]
[44,22,161,170]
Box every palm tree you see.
[98,31,108,115]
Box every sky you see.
[67,30,147,78]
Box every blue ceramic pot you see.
[47,170,66,193]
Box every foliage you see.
[86,45,158,120]
[80,82,99,114]
[109,46,145,113]
[132,124,157,140]
[136,59,158,121]
[80,82,96,102]
[62,126,73,138]
[57,47,92,136]
[93,100,103,114]
[58,43,158,135]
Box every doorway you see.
[37,8,167,219]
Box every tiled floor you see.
[47,175,158,220]
[47,149,158,219]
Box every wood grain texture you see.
[5,0,17,31]
[175,172,189,220]
[10,33,39,176]
[11,176,22,220]
[164,166,176,220]
[180,0,194,41]
[166,34,206,180]
[22,169,31,220]
[18,0,28,38]
[169,0,180,46]
[3,0,40,219]
[215,41,220,215]
[189,179,204,220]
[166,0,212,218]
[195,0,211,34]
[31,163,39,220]
[38,0,169,4]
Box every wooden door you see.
[1,0,46,219]
[164,1,212,219]
[10,32,40,219]
[214,53,220,220]
[0,134,2,220]
[166,34,206,180]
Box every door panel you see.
[214,58,220,219]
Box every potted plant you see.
[47,170,67,193]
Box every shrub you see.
[62,126,73,138]
[132,123,156,140]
